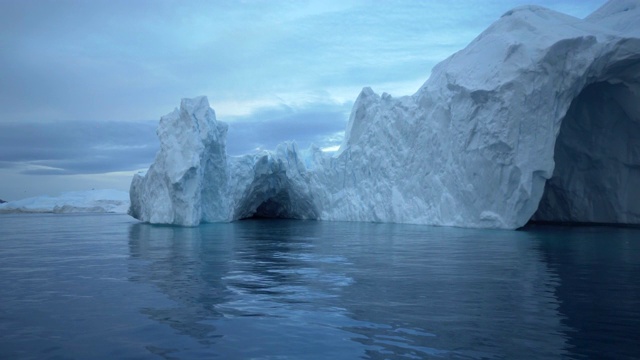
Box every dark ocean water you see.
[0,213,638,359]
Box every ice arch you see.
[233,153,319,220]
[533,61,640,224]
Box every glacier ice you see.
[0,190,130,214]
[129,0,640,229]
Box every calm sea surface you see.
[0,214,638,359]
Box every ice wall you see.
[129,96,229,226]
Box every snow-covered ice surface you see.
[0,190,130,214]
[130,0,640,229]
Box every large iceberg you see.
[130,0,640,229]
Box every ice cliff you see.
[129,0,640,229]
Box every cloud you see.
[0,120,158,175]
[0,0,603,152]
[0,99,351,173]
[0,0,603,124]
[225,104,350,155]
[0,168,139,201]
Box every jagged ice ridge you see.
[129,0,640,229]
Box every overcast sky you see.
[0,0,605,201]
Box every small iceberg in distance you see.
[0,189,130,214]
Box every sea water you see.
[0,213,638,359]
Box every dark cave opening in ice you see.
[533,64,640,225]
[234,169,319,221]
[246,190,317,220]
[241,191,319,220]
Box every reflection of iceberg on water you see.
[126,221,572,358]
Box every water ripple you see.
[1,215,639,359]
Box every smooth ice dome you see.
[0,190,130,214]
[129,0,640,229]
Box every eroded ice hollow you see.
[534,62,640,224]
[129,0,640,229]
[231,151,319,220]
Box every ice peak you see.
[181,95,209,109]
[586,0,640,34]
[587,0,640,20]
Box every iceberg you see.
[0,190,130,214]
[129,0,640,229]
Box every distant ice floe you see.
[0,190,130,214]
